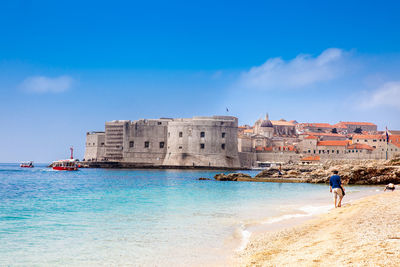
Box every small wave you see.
[262,213,305,224]
[298,205,331,216]
[235,204,332,252]
[259,204,331,225]
[235,224,252,252]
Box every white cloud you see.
[20,75,74,93]
[238,48,346,90]
[361,81,400,110]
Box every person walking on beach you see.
[329,170,345,208]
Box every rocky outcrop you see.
[388,155,400,166]
[303,164,400,185]
[211,155,400,185]
[214,173,252,181]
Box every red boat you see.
[52,159,78,171]
[52,147,79,171]
[20,161,34,168]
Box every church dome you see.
[260,120,273,128]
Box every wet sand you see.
[235,190,400,266]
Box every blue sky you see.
[0,0,400,162]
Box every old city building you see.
[85,114,399,169]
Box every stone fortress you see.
[85,116,240,168]
[84,114,400,169]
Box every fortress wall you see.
[255,152,300,163]
[105,121,127,161]
[84,132,106,161]
[238,152,256,168]
[163,116,241,168]
[122,119,170,165]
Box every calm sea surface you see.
[0,164,380,266]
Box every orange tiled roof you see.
[270,120,296,126]
[286,145,295,151]
[347,143,374,150]
[390,135,400,148]
[301,156,320,161]
[243,129,253,133]
[303,132,346,137]
[255,146,263,151]
[392,142,400,149]
[353,134,384,140]
[389,135,400,142]
[333,123,347,128]
[337,122,376,126]
[317,140,350,147]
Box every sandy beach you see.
[236,190,400,267]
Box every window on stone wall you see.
[221,144,225,150]
[200,143,205,149]
[144,141,149,148]
[101,143,105,146]
[179,132,183,137]
[200,132,205,138]
[159,142,164,148]
[373,140,377,142]
[308,150,311,153]
[332,150,334,153]
[158,122,162,125]
[337,150,339,154]
[373,146,376,148]
[129,141,134,148]
[222,132,226,138]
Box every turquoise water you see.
[0,164,380,266]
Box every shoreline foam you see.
[235,190,400,266]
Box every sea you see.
[0,164,381,266]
